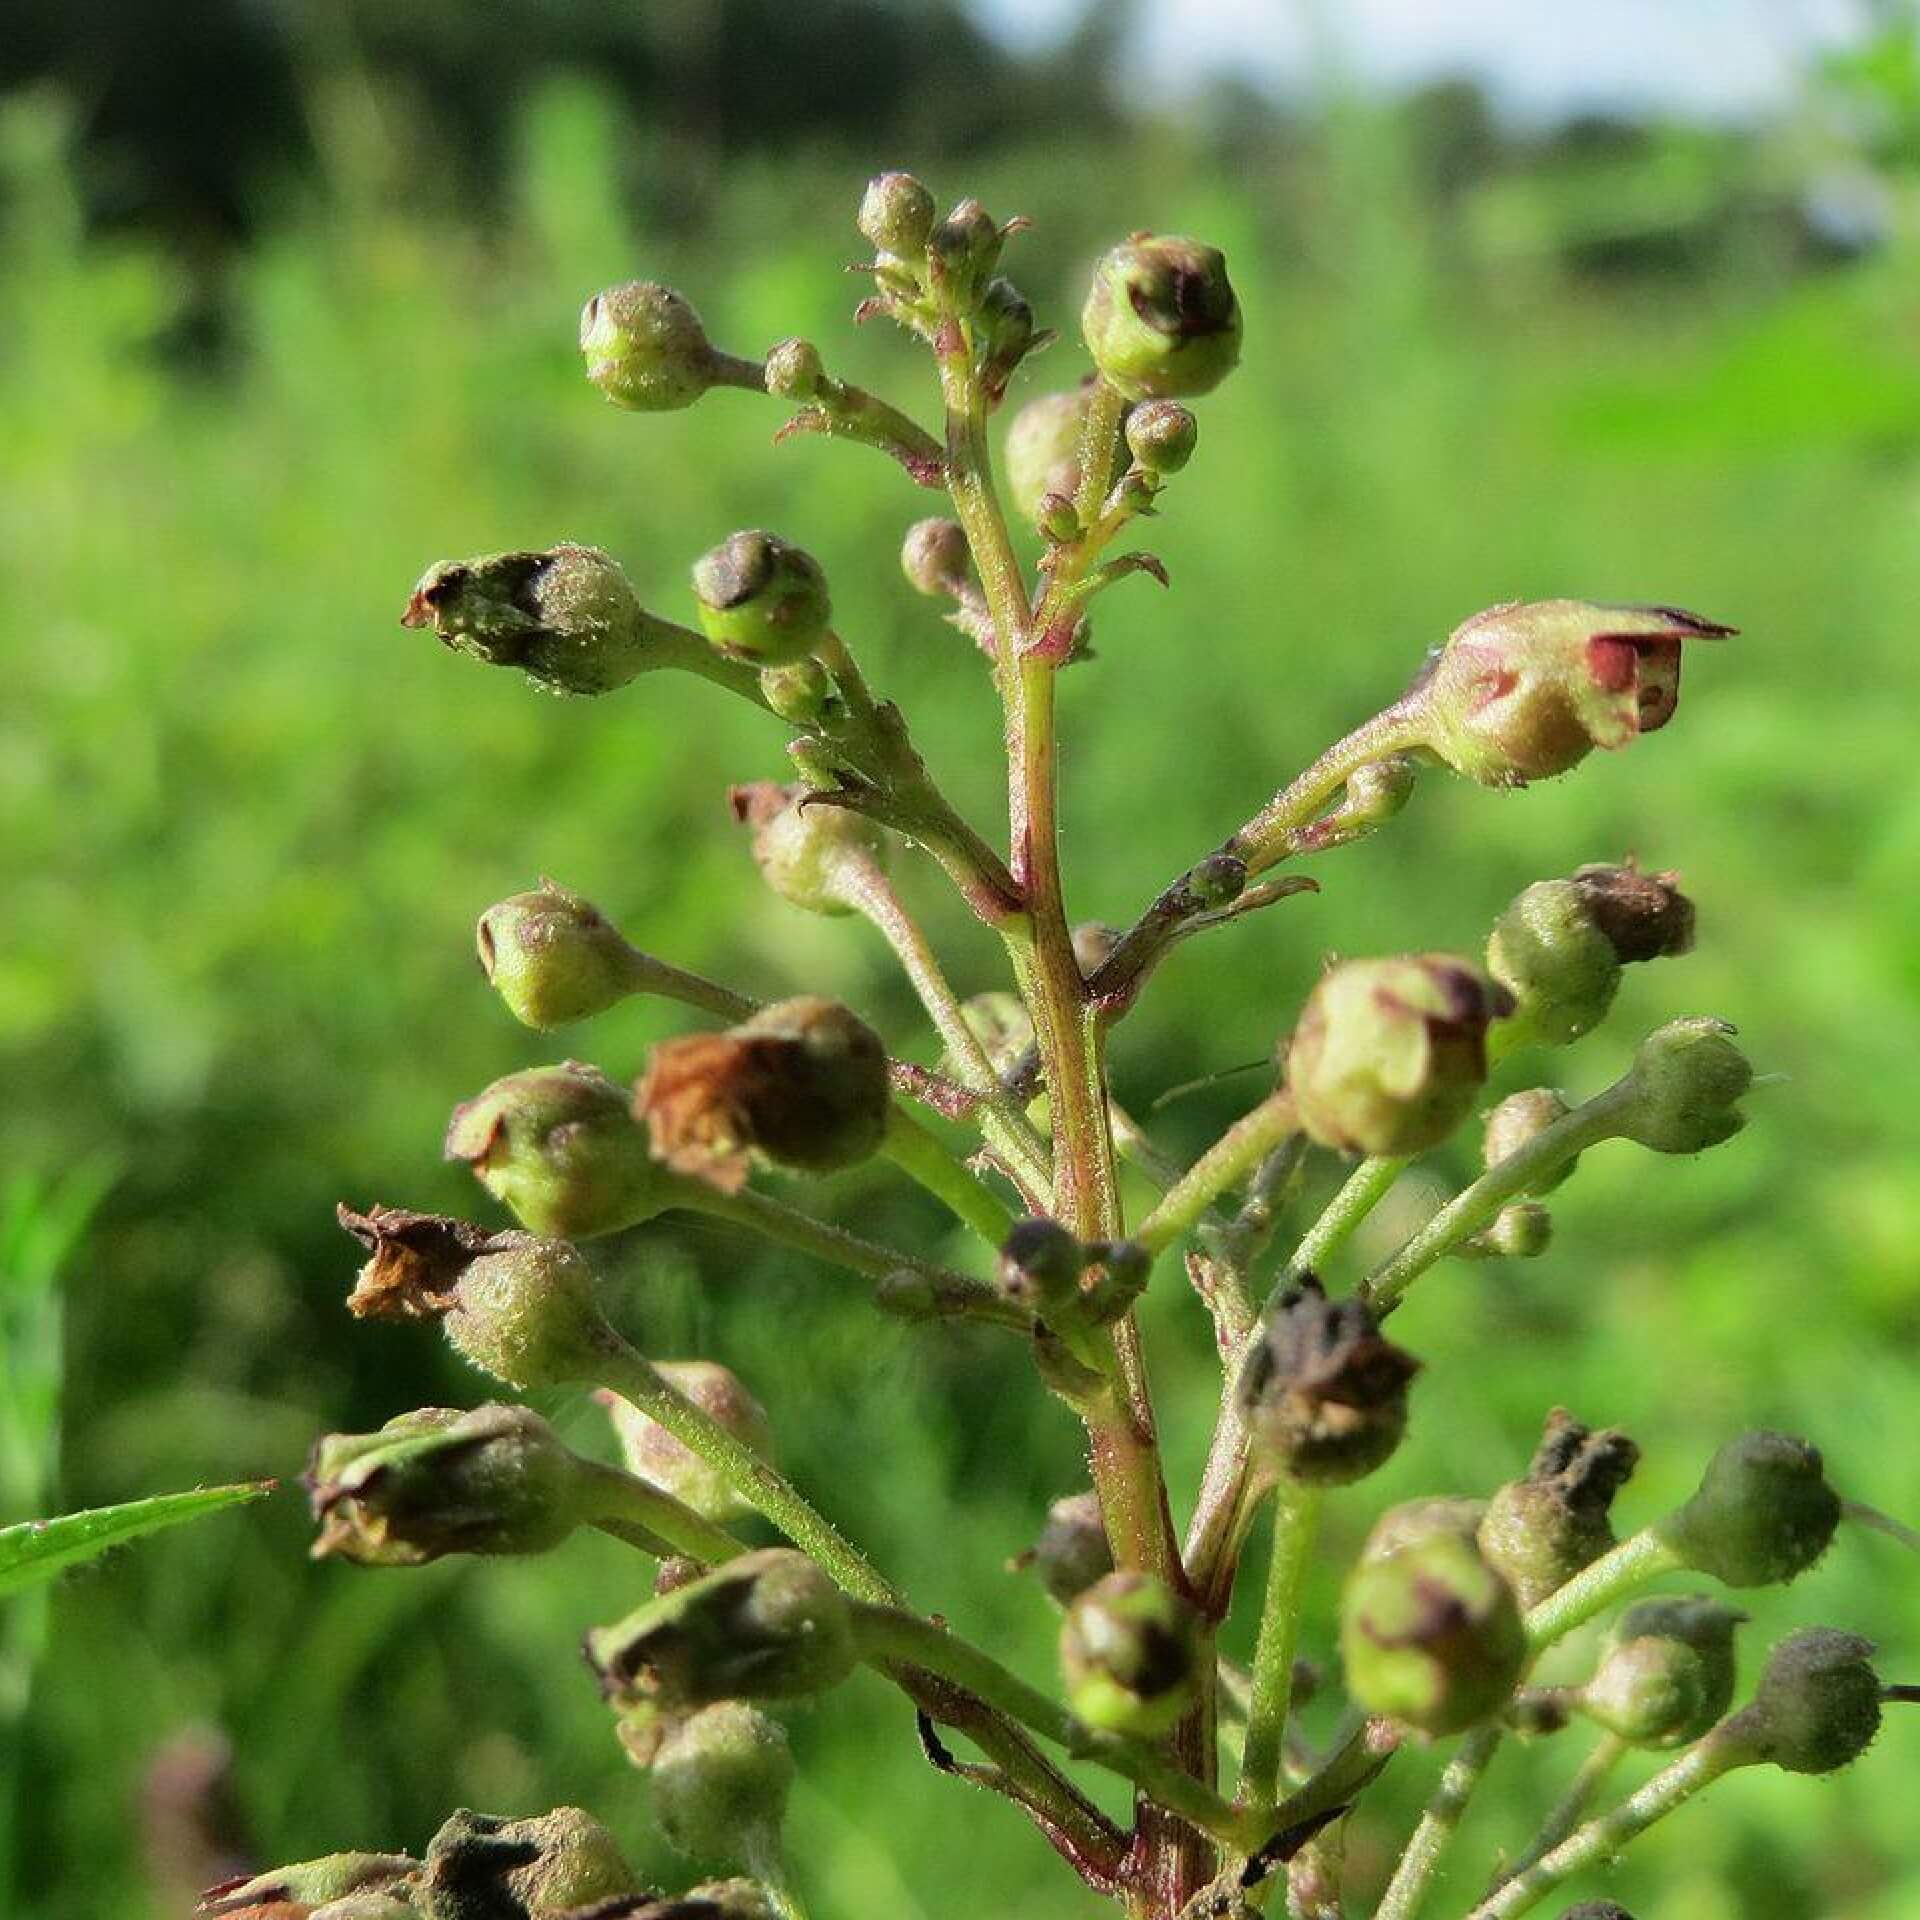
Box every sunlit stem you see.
[1372,1723,1504,1920]
[1237,1482,1323,1808]
[1136,1091,1299,1257]
[1524,1528,1686,1652]
[1488,1732,1626,1895]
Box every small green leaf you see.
[0,1481,275,1598]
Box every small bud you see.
[1023,1491,1114,1607]
[1478,1409,1639,1609]
[1483,1089,1576,1193]
[952,991,1035,1079]
[977,276,1039,391]
[691,532,831,666]
[1059,1572,1205,1737]
[1239,1276,1420,1487]
[1037,492,1081,544]
[899,517,971,597]
[1286,953,1514,1157]
[858,171,937,259]
[1361,1497,1488,1566]
[402,546,674,697]
[1339,1529,1527,1737]
[197,1855,418,1916]
[729,780,887,917]
[1416,601,1735,788]
[1658,1430,1840,1588]
[757,657,832,726]
[1186,852,1247,910]
[1068,923,1122,977]
[587,1547,857,1710]
[478,882,637,1030]
[445,1062,672,1239]
[996,1216,1085,1316]
[599,1362,774,1524]
[1081,235,1242,401]
[417,1806,639,1919]
[1487,881,1622,1047]
[648,1701,794,1869]
[1124,399,1197,475]
[1617,1017,1753,1154]
[340,1206,616,1391]
[1078,1239,1151,1326]
[1005,388,1108,526]
[928,197,1002,301]
[1716,1628,1882,1775]
[762,336,825,401]
[307,1403,586,1566]
[1579,1595,1745,1749]
[636,996,889,1191]
[580,281,722,412]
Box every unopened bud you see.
[1339,1529,1527,1737]
[403,546,674,697]
[692,532,831,666]
[1478,1409,1639,1609]
[1416,601,1734,788]
[762,336,825,401]
[1617,1017,1753,1154]
[636,996,889,1190]
[757,657,832,726]
[1037,493,1081,544]
[1715,1628,1882,1775]
[417,1805,639,1919]
[599,1362,773,1524]
[1457,1201,1552,1259]
[952,991,1035,1079]
[445,1062,671,1238]
[1239,1277,1420,1487]
[1081,235,1242,401]
[197,1855,417,1916]
[478,882,638,1030]
[1487,881,1622,1047]
[858,171,937,259]
[929,197,1003,301]
[1023,1491,1114,1607]
[1286,953,1513,1156]
[1483,1089,1576,1192]
[1579,1595,1745,1749]
[900,517,970,597]
[729,780,887,917]
[649,1702,794,1869]
[1060,1571,1205,1737]
[1005,388,1099,526]
[1078,1239,1150,1326]
[1361,1497,1488,1567]
[978,276,1039,391]
[996,1216,1085,1316]
[581,282,721,413]
[1657,1431,1840,1588]
[307,1403,586,1566]
[1124,399,1198,475]
[587,1547,857,1710]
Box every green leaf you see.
[0,1481,275,1598]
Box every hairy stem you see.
[1238,1482,1323,1807]
[1282,1154,1407,1284]
[1488,1733,1626,1895]
[1523,1529,1687,1651]
[879,1107,1018,1245]
[1136,1092,1299,1258]
[1372,1724,1504,1920]
[574,1458,747,1566]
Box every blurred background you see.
[4,1,1918,1915]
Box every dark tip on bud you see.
[418,1806,640,1919]
[858,171,937,259]
[900,517,971,598]
[1124,399,1198,475]
[1570,862,1695,963]
[649,1702,795,1868]
[1286,953,1513,1156]
[636,996,890,1192]
[1060,1571,1205,1737]
[1659,1430,1841,1588]
[600,1361,774,1524]
[581,281,718,412]
[1021,1491,1115,1607]
[1082,235,1242,401]
[1578,1594,1745,1749]
[1478,1408,1639,1609]
[996,1216,1085,1316]
[1717,1628,1882,1775]
[691,531,831,666]
[1239,1276,1420,1487]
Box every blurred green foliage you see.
[3,49,1919,1920]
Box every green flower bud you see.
[1339,1529,1527,1737]
[311,1897,415,1920]
[1578,1595,1745,1749]
[1022,1491,1114,1607]
[1005,388,1105,526]
[900,517,971,598]
[857,171,937,259]
[649,1702,794,1868]
[762,336,825,401]
[977,276,1040,393]
[1478,1409,1639,1609]
[478,883,639,1030]
[403,547,677,698]
[996,1216,1085,1317]
[587,1548,857,1710]
[1483,1089,1576,1193]
[1286,954,1513,1157]
[952,991,1035,1080]
[1123,399,1197,475]
[1617,1017,1753,1154]
[1716,1628,1882,1775]
[581,282,720,412]
[928,197,1002,301]
[756,657,832,726]
[636,996,889,1191]
[599,1362,774,1525]
[1361,1497,1489,1567]
[340,1206,617,1392]
[1415,601,1735,789]
[1059,1572,1205,1737]
[1081,235,1242,401]
[306,1403,586,1566]
[1487,881,1622,1047]
[728,781,887,918]
[1461,1201,1552,1259]
[1657,1431,1840,1588]
[445,1062,673,1239]
[197,1855,418,1916]
[1239,1277,1420,1487]
[691,532,831,666]
[417,1806,639,1919]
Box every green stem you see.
[1136,1093,1299,1257]
[879,1107,1016,1246]
[1842,1496,1920,1555]
[1466,1742,1740,1919]
[1489,1733,1626,1895]
[1282,1155,1406,1283]
[1524,1529,1686,1651]
[1362,1086,1636,1316]
[1372,1723,1504,1920]
[1238,1483,1323,1807]
[574,1458,747,1566]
